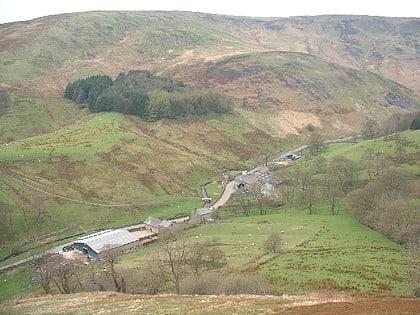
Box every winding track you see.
[1,171,131,207]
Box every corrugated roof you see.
[74,229,138,254]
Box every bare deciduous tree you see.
[37,253,83,294]
[102,247,126,293]
[188,238,227,274]
[142,239,227,295]
[251,182,270,215]
[265,233,281,254]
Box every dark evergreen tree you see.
[410,115,420,130]
[64,71,232,120]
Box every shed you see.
[73,229,139,259]
[144,217,162,233]
[234,174,258,189]
[144,217,173,233]
[159,219,173,229]
[190,207,214,224]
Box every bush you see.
[265,233,281,254]
[410,116,420,130]
[181,272,269,295]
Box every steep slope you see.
[0,12,418,95]
[0,12,418,143]
[172,51,420,137]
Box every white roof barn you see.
[73,229,139,258]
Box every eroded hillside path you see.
[1,171,131,207]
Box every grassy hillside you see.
[117,209,412,294]
[1,131,418,303]
[0,12,419,310]
[1,12,418,93]
[0,12,418,142]
[0,95,84,142]
[172,51,420,137]
[0,111,283,243]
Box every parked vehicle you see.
[62,243,74,252]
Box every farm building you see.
[234,165,273,190]
[144,217,173,233]
[73,229,139,259]
[190,207,214,224]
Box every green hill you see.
[0,12,419,142]
[0,11,419,307]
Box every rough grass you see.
[3,291,420,315]
[0,112,136,160]
[117,207,411,295]
[259,211,408,294]
[0,95,83,144]
[0,267,34,302]
[321,130,420,169]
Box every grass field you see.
[1,127,418,301]
[0,95,83,144]
[321,130,420,162]
[115,205,412,296]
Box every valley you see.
[0,10,419,314]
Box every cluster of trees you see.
[234,155,357,217]
[64,70,233,120]
[361,110,420,139]
[410,114,420,130]
[348,168,419,252]
[34,226,269,296]
[231,143,418,254]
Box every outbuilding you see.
[73,229,139,259]
[190,207,214,224]
[144,217,173,233]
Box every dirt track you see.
[274,295,420,315]
[1,171,131,207]
[1,292,419,315]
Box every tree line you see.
[227,135,419,254]
[33,226,269,296]
[64,70,233,120]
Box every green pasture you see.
[0,112,136,161]
[118,206,411,295]
[0,267,34,302]
[321,130,420,162]
[257,210,408,294]
[0,95,83,143]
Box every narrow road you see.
[212,135,360,209]
[212,181,235,209]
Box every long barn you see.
[73,229,140,259]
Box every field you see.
[1,130,419,302]
[1,205,418,313]
[1,291,420,315]
[110,204,412,297]
[0,11,419,314]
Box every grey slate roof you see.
[159,219,173,228]
[144,217,173,229]
[74,229,138,254]
[144,217,162,228]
